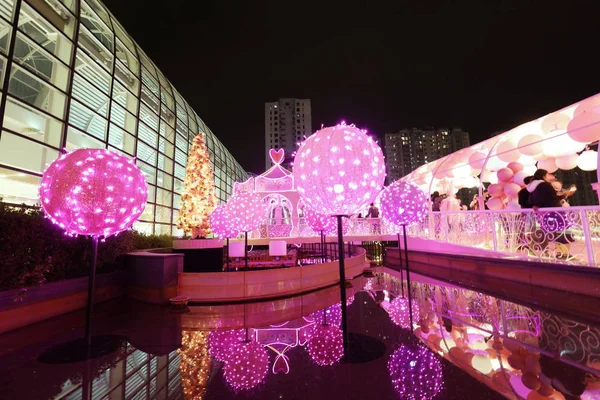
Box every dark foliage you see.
[0,203,172,291]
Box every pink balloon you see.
[507,162,524,173]
[496,139,520,162]
[513,171,530,186]
[486,197,504,210]
[518,134,544,156]
[469,151,487,170]
[574,94,600,116]
[497,168,514,182]
[567,111,600,143]
[541,113,571,133]
[555,154,579,170]
[537,158,558,173]
[487,183,505,197]
[503,183,521,198]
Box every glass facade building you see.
[0,0,247,235]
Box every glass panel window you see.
[0,0,14,22]
[159,136,174,158]
[155,205,171,224]
[138,121,158,148]
[80,0,113,52]
[0,131,59,173]
[137,160,157,185]
[141,85,159,114]
[174,148,186,166]
[3,97,63,147]
[156,188,172,207]
[133,221,153,235]
[160,103,175,125]
[74,50,111,94]
[138,50,156,76]
[139,103,159,131]
[68,99,106,140]
[65,126,104,150]
[109,101,136,134]
[115,38,137,74]
[137,141,157,166]
[146,184,156,203]
[108,124,135,155]
[174,163,185,180]
[114,60,138,94]
[0,167,40,206]
[112,80,138,115]
[72,72,109,116]
[0,54,5,87]
[81,0,112,35]
[0,17,11,54]
[138,203,155,221]
[156,170,172,190]
[111,19,136,55]
[19,2,75,42]
[155,223,172,236]
[78,26,113,73]
[174,178,183,193]
[157,153,173,174]
[173,194,181,209]
[8,65,66,119]
[13,33,70,91]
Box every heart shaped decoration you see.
[269,148,285,164]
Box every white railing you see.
[251,206,600,268]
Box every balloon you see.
[541,113,571,133]
[469,151,487,170]
[496,139,521,162]
[486,156,506,171]
[518,155,538,166]
[508,161,524,173]
[518,134,544,156]
[537,158,558,173]
[497,168,514,182]
[513,171,530,186]
[522,372,542,391]
[577,150,598,171]
[488,183,505,197]
[504,183,521,198]
[486,197,504,210]
[471,354,493,375]
[507,353,525,370]
[555,154,579,170]
[567,111,600,143]
[452,163,474,178]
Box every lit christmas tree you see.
[178,331,212,399]
[177,133,218,238]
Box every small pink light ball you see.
[210,204,240,239]
[380,181,429,227]
[223,341,270,391]
[293,123,386,216]
[39,148,147,237]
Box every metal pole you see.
[321,231,325,264]
[244,231,248,270]
[336,215,350,359]
[85,236,99,347]
[397,233,404,298]
[226,237,230,271]
[403,224,414,330]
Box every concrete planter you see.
[127,250,184,304]
[0,271,125,335]
[172,239,224,273]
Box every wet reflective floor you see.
[0,269,598,400]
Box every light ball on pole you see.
[293,123,386,216]
[226,192,269,233]
[380,181,429,227]
[39,148,148,237]
[209,203,240,239]
[304,204,349,235]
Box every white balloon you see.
[555,154,579,170]
[513,171,530,186]
[577,150,598,171]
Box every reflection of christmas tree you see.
[179,331,212,400]
[177,133,218,238]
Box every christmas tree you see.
[177,133,218,238]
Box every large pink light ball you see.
[380,181,429,227]
[388,297,420,329]
[306,325,344,366]
[226,192,269,233]
[303,204,348,235]
[209,204,239,239]
[388,344,443,399]
[39,148,147,237]
[293,123,386,216]
[208,329,245,361]
[223,341,270,391]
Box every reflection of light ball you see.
[306,325,344,366]
[210,204,240,239]
[226,192,269,232]
[223,341,269,391]
[309,303,343,328]
[577,150,598,171]
[293,123,386,215]
[39,148,147,237]
[380,181,429,227]
[208,329,245,361]
[388,297,420,329]
[303,205,348,235]
[388,345,443,399]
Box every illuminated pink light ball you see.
[309,303,343,329]
[306,325,344,366]
[304,204,349,235]
[226,192,269,232]
[208,329,245,362]
[388,297,420,330]
[39,148,147,237]
[293,123,386,216]
[223,341,270,391]
[381,181,429,227]
[388,344,443,399]
[209,204,239,239]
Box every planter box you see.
[0,271,125,335]
[127,251,184,304]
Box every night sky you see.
[104,0,600,174]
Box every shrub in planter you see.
[0,203,173,291]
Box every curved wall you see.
[0,0,246,235]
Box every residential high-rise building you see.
[0,0,247,236]
[265,98,312,170]
[384,127,470,182]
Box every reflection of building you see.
[0,0,246,235]
[264,98,312,170]
[384,128,470,183]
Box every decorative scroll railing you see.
[252,206,600,268]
